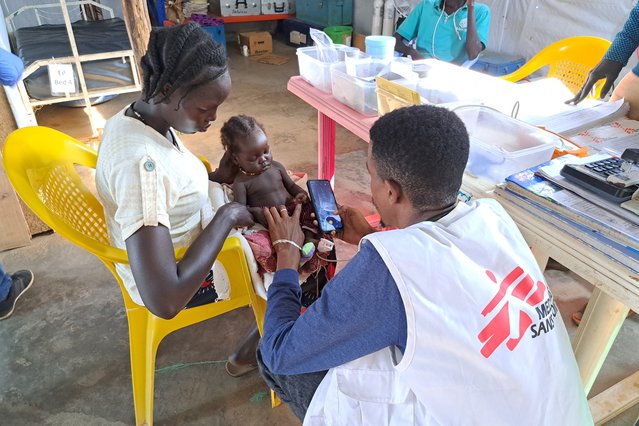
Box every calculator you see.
[560,157,638,203]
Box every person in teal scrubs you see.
[394,0,490,64]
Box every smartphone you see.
[307,179,343,233]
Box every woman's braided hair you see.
[220,115,266,154]
[140,22,227,103]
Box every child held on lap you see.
[220,115,331,275]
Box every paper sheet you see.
[533,98,629,135]
[569,119,639,157]
[510,78,580,123]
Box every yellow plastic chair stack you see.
[2,126,275,425]
[502,36,612,97]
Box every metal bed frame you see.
[5,0,141,136]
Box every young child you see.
[220,115,331,276]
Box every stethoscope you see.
[431,0,464,60]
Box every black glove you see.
[566,59,625,105]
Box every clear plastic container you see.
[411,59,517,110]
[454,106,558,183]
[330,60,396,116]
[414,60,482,104]
[390,57,417,80]
[296,45,346,93]
[340,47,369,76]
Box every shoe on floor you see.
[0,270,34,320]
[225,360,258,378]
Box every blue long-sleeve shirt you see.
[259,240,407,375]
[604,4,639,76]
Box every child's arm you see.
[276,162,308,203]
[232,180,248,205]
[233,181,267,226]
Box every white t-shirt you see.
[96,108,214,305]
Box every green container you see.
[324,25,353,46]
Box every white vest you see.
[304,199,592,426]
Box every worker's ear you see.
[384,178,403,205]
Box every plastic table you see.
[287,76,377,186]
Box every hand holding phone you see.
[335,205,376,244]
[307,179,343,233]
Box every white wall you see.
[352,0,636,61]
[353,0,373,35]
[481,0,634,59]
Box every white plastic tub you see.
[330,60,416,116]
[330,60,387,115]
[454,106,558,183]
[296,45,347,93]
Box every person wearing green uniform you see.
[394,0,490,65]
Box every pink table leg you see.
[318,111,336,186]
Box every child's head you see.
[220,115,272,175]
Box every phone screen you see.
[307,179,343,233]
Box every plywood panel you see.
[0,151,30,251]
[0,85,48,245]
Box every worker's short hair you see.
[370,105,469,208]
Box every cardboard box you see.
[239,31,273,55]
[353,32,366,53]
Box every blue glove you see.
[0,48,24,86]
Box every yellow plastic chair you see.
[2,126,275,425]
[502,36,612,97]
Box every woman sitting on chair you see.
[95,23,258,375]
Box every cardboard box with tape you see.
[239,31,273,55]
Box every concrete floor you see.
[1,39,638,425]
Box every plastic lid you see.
[296,45,348,63]
[454,106,558,154]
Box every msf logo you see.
[477,267,546,358]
